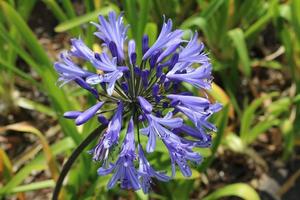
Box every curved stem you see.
[52,125,106,200]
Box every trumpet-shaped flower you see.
[54,11,221,193]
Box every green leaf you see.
[1,1,51,66]
[202,183,260,200]
[61,0,77,19]
[10,180,55,194]
[223,133,245,153]
[247,118,280,144]
[124,0,137,36]
[244,0,278,39]
[180,16,212,47]
[16,97,56,117]
[0,163,45,195]
[137,0,150,40]
[42,0,68,22]
[291,0,300,42]
[266,97,291,117]
[174,169,201,180]
[144,22,157,46]
[200,0,225,20]
[0,122,59,180]
[0,148,13,183]
[55,6,117,33]
[136,0,151,56]
[0,137,75,195]
[228,28,251,77]
[0,24,42,74]
[0,57,38,86]
[281,119,294,160]
[240,92,278,143]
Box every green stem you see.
[52,125,106,200]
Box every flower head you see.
[54,11,221,193]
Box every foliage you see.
[0,0,299,199]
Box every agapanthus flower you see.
[54,11,221,193]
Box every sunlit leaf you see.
[0,122,59,180]
[55,6,117,32]
[228,28,251,77]
[10,180,55,194]
[202,183,260,200]
[0,137,75,195]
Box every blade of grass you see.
[61,0,77,19]
[228,28,251,77]
[240,92,278,142]
[0,4,82,144]
[144,22,158,46]
[0,137,75,195]
[42,0,68,22]
[0,163,45,195]
[200,0,226,20]
[0,24,42,74]
[291,0,300,42]
[244,0,278,39]
[0,57,39,86]
[202,183,260,200]
[10,180,55,194]
[1,1,51,66]
[52,125,106,200]
[247,118,280,144]
[136,0,151,54]
[124,0,137,39]
[15,97,56,118]
[0,122,59,180]
[54,6,117,33]
[0,148,13,181]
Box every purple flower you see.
[70,38,94,61]
[92,12,128,61]
[163,134,202,177]
[173,124,211,144]
[178,32,208,64]
[176,104,218,131]
[137,96,153,114]
[140,111,183,153]
[54,53,93,86]
[143,19,183,60]
[138,145,170,193]
[167,62,213,89]
[55,11,221,193]
[97,118,140,190]
[91,52,118,72]
[128,39,136,65]
[75,101,104,125]
[89,102,123,162]
[167,94,210,110]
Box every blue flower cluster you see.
[54,11,221,193]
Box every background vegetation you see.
[0,0,300,199]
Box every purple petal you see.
[138,96,153,114]
[75,102,104,125]
[63,111,82,119]
[70,38,94,61]
[146,131,156,152]
[107,165,124,189]
[157,43,180,63]
[97,164,115,175]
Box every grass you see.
[0,0,299,199]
